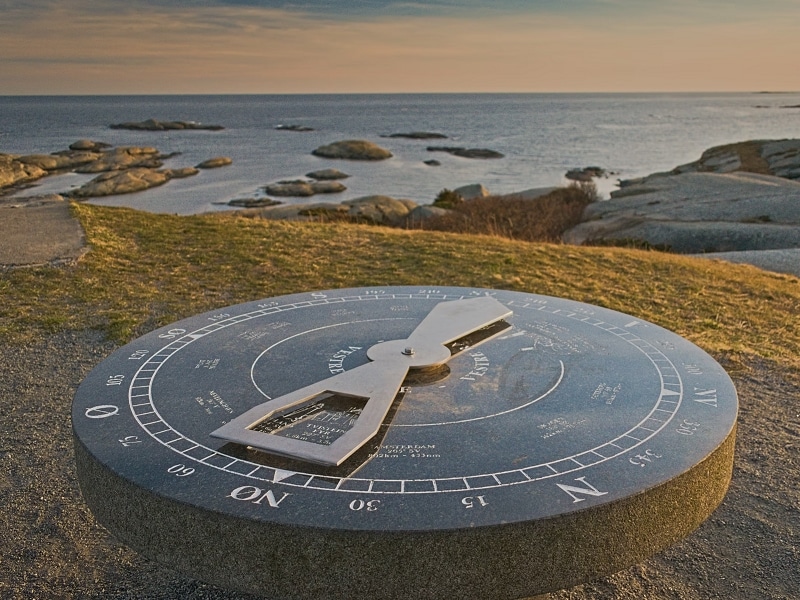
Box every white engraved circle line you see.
[248,319,565,426]
[127,293,684,494]
[249,317,415,400]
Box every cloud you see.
[1,0,798,94]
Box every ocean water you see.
[2,93,800,215]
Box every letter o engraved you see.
[230,485,262,501]
[228,486,290,508]
[349,499,380,512]
[85,405,119,419]
[167,464,195,477]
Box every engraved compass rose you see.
[72,287,737,599]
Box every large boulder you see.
[264,180,346,197]
[405,204,451,226]
[312,140,392,161]
[306,168,349,180]
[343,195,417,225]
[454,183,490,200]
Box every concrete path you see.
[0,195,87,269]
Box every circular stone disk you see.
[72,287,737,599]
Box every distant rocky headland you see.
[109,119,224,131]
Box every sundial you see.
[72,287,737,599]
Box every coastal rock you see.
[75,147,163,173]
[306,169,349,180]
[109,119,224,131]
[196,157,232,169]
[243,202,349,221]
[668,139,800,180]
[312,140,392,161]
[454,183,490,201]
[264,180,347,197]
[423,159,441,167]
[163,167,199,179]
[563,171,800,253]
[405,204,450,226]
[68,166,198,198]
[275,124,314,132]
[343,195,417,225]
[69,140,111,151]
[426,146,504,159]
[383,132,448,140]
[226,198,281,208]
[17,151,102,172]
[240,195,417,225]
[0,154,48,188]
[566,166,608,182]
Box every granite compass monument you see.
[72,287,737,599]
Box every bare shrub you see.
[414,183,597,243]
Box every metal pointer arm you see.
[210,296,512,466]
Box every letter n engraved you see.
[556,476,609,504]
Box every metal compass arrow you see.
[210,296,512,466]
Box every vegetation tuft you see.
[418,184,598,243]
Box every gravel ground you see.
[1,330,799,599]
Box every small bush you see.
[432,188,464,209]
[416,183,596,243]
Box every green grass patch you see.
[1,202,799,376]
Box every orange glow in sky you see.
[1,1,798,94]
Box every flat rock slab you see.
[0,201,86,268]
[564,171,800,252]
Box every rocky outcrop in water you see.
[0,141,231,199]
[264,180,347,197]
[69,167,199,198]
[426,146,504,159]
[196,157,232,169]
[110,119,224,131]
[275,124,314,132]
[306,169,349,180]
[312,140,392,161]
[383,132,448,140]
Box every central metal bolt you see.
[402,347,415,356]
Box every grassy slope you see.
[1,203,799,376]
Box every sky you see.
[1,0,798,94]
